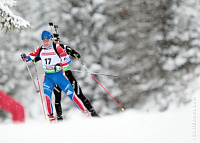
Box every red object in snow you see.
[0,90,25,123]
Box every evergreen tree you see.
[0,0,30,120]
[0,0,29,32]
[103,0,199,111]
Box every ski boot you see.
[83,99,100,117]
[48,114,55,123]
[57,114,63,121]
[89,108,100,117]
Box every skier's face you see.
[42,39,52,48]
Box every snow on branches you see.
[0,0,30,33]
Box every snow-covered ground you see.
[0,101,199,143]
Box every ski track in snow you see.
[0,104,199,143]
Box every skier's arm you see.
[21,47,41,62]
[56,46,71,68]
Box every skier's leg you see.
[53,85,63,120]
[66,70,99,116]
[43,75,55,120]
[65,70,87,101]
[56,71,86,112]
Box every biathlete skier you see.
[34,39,99,120]
[21,30,89,122]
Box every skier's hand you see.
[20,53,27,62]
[69,49,81,59]
[34,57,41,62]
[72,49,81,59]
[54,63,62,72]
[66,47,81,59]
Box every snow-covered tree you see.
[102,0,168,110]
[0,0,30,120]
[0,0,30,32]
[102,0,199,111]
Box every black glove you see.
[21,53,27,61]
[66,46,81,58]
[71,49,81,58]
[34,57,41,62]
[54,63,62,72]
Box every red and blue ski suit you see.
[25,43,86,115]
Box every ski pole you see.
[69,69,120,78]
[73,54,124,111]
[33,59,47,121]
[25,62,39,93]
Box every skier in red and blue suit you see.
[21,30,87,122]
